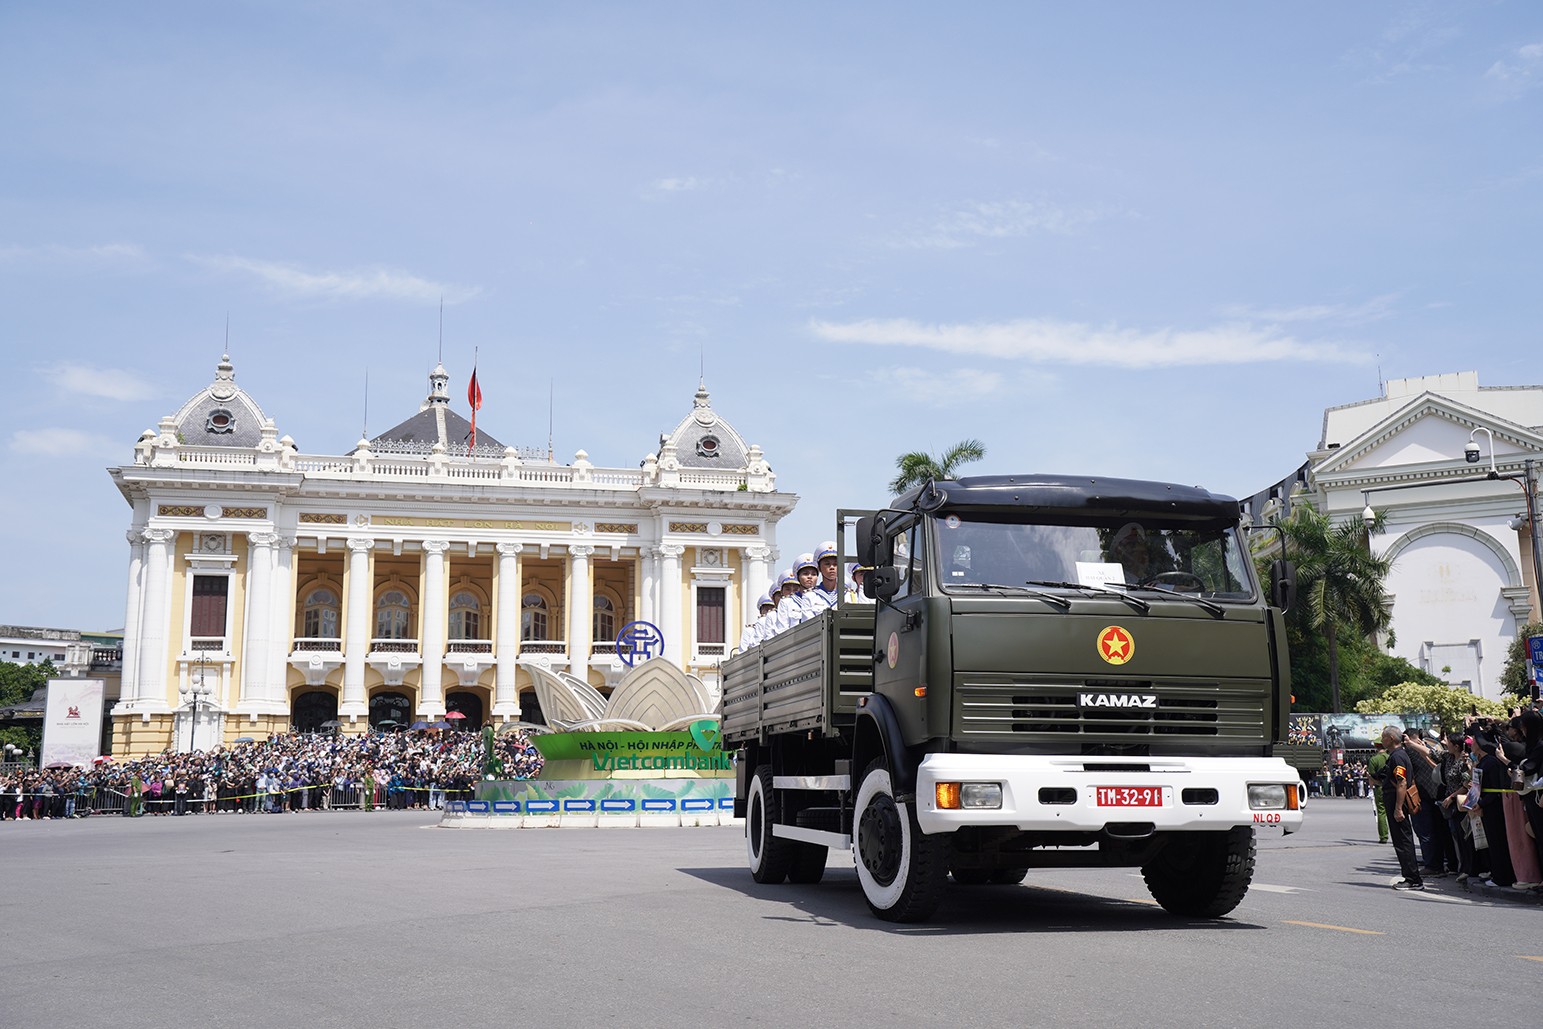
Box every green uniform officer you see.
[1366,745,1390,844]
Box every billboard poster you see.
[40,678,105,768]
[1317,712,1433,752]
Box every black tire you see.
[950,867,993,885]
[788,841,828,884]
[853,759,946,922]
[1141,827,1256,918]
[746,765,792,884]
[989,867,1028,885]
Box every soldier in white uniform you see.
[738,591,776,652]
[804,541,840,613]
[773,558,816,633]
[845,563,874,604]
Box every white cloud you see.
[891,199,1108,250]
[39,362,158,402]
[1486,41,1543,97]
[188,254,479,303]
[652,176,707,193]
[1218,293,1400,325]
[811,317,1370,368]
[0,242,147,264]
[870,366,1008,407]
[9,428,122,459]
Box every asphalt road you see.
[1,798,1537,1028]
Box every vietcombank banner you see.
[533,726,731,773]
[40,678,105,768]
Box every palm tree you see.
[1276,504,1392,713]
[889,439,987,495]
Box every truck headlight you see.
[1248,784,1288,810]
[935,782,1003,810]
[960,783,1002,809]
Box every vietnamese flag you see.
[467,365,483,449]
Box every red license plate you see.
[1096,786,1164,807]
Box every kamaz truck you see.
[722,474,1304,922]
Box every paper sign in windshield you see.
[1075,561,1126,588]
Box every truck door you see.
[872,519,930,742]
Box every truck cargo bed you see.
[721,605,875,744]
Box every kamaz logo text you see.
[1078,693,1158,709]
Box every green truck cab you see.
[723,474,1304,922]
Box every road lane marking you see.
[1247,883,1303,894]
[1283,920,1383,935]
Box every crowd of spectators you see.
[1313,760,1373,798]
[0,726,544,821]
[1320,711,1543,892]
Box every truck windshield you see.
[932,513,1256,600]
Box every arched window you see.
[375,589,412,639]
[593,595,616,645]
[521,593,548,641]
[303,588,340,639]
[449,590,481,640]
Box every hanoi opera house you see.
[107,355,795,757]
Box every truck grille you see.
[955,679,1267,741]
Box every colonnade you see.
[114,528,778,726]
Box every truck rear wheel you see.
[788,842,828,884]
[1141,826,1256,918]
[746,765,792,884]
[853,759,945,922]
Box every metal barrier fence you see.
[3,784,474,817]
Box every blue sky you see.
[2,2,1541,630]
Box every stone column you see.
[658,544,685,665]
[745,544,771,618]
[640,547,657,625]
[240,532,277,709]
[268,536,295,706]
[493,542,523,720]
[568,545,594,677]
[419,540,450,716]
[118,530,145,707]
[341,538,374,719]
[135,527,176,710]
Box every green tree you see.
[1275,505,1392,713]
[889,439,986,495]
[0,660,54,758]
[1355,681,1509,729]
[1499,621,1543,702]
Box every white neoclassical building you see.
[108,355,795,757]
[1287,372,1542,700]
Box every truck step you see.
[773,774,851,791]
[773,824,852,850]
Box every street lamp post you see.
[179,657,213,753]
[1466,428,1543,623]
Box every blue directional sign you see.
[616,620,665,667]
[1530,636,1543,695]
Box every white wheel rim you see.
[853,767,910,910]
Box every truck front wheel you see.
[853,759,946,922]
[746,765,793,884]
[1141,826,1256,918]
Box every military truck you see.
[722,474,1304,923]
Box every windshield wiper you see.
[949,582,1071,610]
[1024,580,1150,613]
[1104,581,1225,617]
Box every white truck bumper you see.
[913,752,1304,835]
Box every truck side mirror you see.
[866,566,901,600]
[1270,559,1296,612]
[855,515,879,568]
